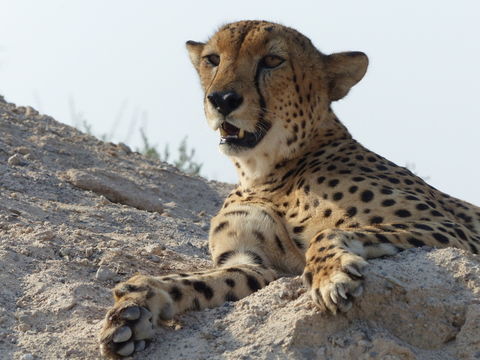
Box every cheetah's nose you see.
[207,91,243,116]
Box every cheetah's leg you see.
[302,221,473,314]
[99,204,299,358]
[99,265,276,358]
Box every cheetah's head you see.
[187,20,367,160]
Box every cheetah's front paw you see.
[303,252,367,314]
[99,276,175,358]
[99,302,155,358]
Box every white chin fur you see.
[219,143,244,156]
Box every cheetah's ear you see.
[186,40,205,71]
[325,52,368,101]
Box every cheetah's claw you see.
[304,256,367,314]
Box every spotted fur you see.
[99,21,480,358]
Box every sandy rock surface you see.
[0,95,479,360]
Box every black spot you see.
[361,190,374,202]
[225,292,238,302]
[328,179,339,187]
[333,192,343,201]
[392,223,409,229]
[416,203,429,211]
[387,177,400,184]
[293,226,305,233]
[274,235,286,253]
[304,271,313,286]
[246,251,264,265]
[192,281,214,300]
[395,209,412,218]
[382,199,396,207]
[246,275,261,292]
[224,210,249,217]
[408,237,425,247]
[315,233,325,242]
[213,221,229,234]
[346,207,357,217]
[225,278,235,287]
[192,297,201,311]
[431,210,444,217]
[335,219,345,226]
[381,188,393,195]
[413,223,433,231]
[406,195,419,201]
[253,231,266,242]
[349,185,359,194]
[282,169,295,181]
[433,233,449,244]
[375,234,390,243]
[370,216,383,225]
[469,243,478,254]
[216,250,236,266]
[454,228,467,241]
[293,238,304,249]
[323,253,335,261]
[324,209,332,217]
[352,177,365,182]
[169,286,183,302]
[317,176,326,184]
[359,166,373,173]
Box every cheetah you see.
[99,20,480,358]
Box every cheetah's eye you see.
[260,55,285,69]
[204,54,220,67]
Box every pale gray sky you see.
[1,1,479,204]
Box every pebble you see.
[144,244,165,255]
[24,153,36,161]
[25,106,38,117]
[85,247,94,257]
[8,154,26,166]
[15,147,30,155]
[118,142,132,154]
[20,354,34,360]
[35,230,55,241]
[95,266,115,281]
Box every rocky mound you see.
[0,96,479,360]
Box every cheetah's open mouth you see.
[218,120,271,148]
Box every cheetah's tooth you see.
[113,326,132,343]
[220,127,228,137]
[116,341,135,357]
[238,128,245,139]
